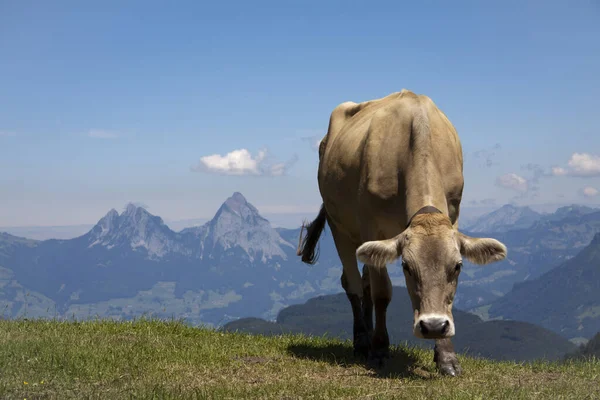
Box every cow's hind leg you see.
[361,264,374,339]
[368,264,392,367]
[434,338,462,376]
[332,228,370,358]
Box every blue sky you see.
[1,0,599,227]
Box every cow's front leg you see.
[341,272,370,358]
[333,227,370,358]
[434,338,462,376]
[367,265,392,368]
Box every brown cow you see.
[297,89,507,376]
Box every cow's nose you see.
[419,317,450,337]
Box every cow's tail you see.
[296,204,328,265]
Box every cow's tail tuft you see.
[297,204,328,265]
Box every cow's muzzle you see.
[414,314,455,339]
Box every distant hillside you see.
[0,224,94,240]
[458,205,600,294]
[223,287,577,362]
[567,332,600,360]
[541,205,599,223]
[465,204,542,233]
[488,233,600,339]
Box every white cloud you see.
[191,148,297,176]
[495,173,528,192]
[0,131,16,137]
[552,153,600,177]
[552,167,567,176]
[88,129,118,139]
[582,186,599,198]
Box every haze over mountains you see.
[1,193,600,360]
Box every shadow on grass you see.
[286,342,428,379]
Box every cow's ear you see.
[457,232,507,265]
[356,232,407,267]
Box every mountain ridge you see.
[465,204,542,233]
[487,233,600,339]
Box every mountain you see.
[457,207,600,295]
[487,233,600,340]
[465,204,542,233]
[180,192,293,262]
[87,204,190,259]
[223,287,577,362]
[541,205,599,223]
[0,193,358,325]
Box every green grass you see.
[1,319,599,399]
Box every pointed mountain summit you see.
[183,192,293,262]
[213,192,267,226]
[87,203,186,258]
[489,232,600,339]
[466,204,542,233]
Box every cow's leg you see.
[434,338,462,376]
[368,264,392,367]
[331,227,369,358]
[361,264,374,338]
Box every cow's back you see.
[317,90,463,242]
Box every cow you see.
[297,89,507,376]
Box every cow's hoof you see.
[367,348,390,369]
[436,355,462,377]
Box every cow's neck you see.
[404,134,449,223]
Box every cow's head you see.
[356,213,506,340]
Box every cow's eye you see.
[402,260,411,276]
[455,262,463,273]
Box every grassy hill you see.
[0,319,598,399]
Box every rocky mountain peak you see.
[92,209,119,238]
[84,194,293,263]
[214,192,264,224]
[124,203,138,215]
[188,192,293,263]
[87,204,186,258]
[226,192,248,208]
